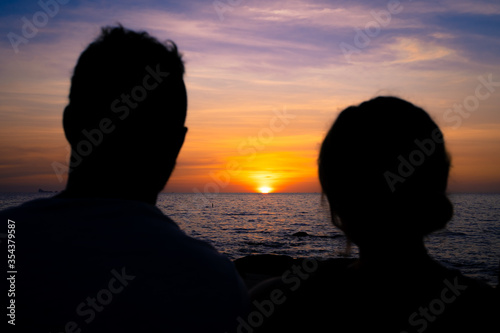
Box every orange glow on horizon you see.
[258,186,272,194]
[0,3,499,194]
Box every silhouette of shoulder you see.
[249,258,498,333]
[1,197,248,332]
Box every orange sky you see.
[1,0,500,193]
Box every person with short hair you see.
[1,25,248,333]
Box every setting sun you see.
[258,186,272,194]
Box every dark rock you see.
[234,254,357,290]
[234,254,294,276]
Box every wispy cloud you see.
[1,0,499,192]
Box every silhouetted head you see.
[318,97,453,247]
[62,25,187,202]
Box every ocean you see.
[1,192,499,286]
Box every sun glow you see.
[258,186,272,194]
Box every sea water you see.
[1,192,499,286]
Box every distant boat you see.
[38,188,57,193]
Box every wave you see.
[290,231,343,239]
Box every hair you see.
[63,25,186,161]
[318,96,453,245]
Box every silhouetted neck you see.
[57,188,158,205]
[354,238,432,271]
[58,176,159,206]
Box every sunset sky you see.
[0,0,499,193]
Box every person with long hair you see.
[250,96,498,332]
